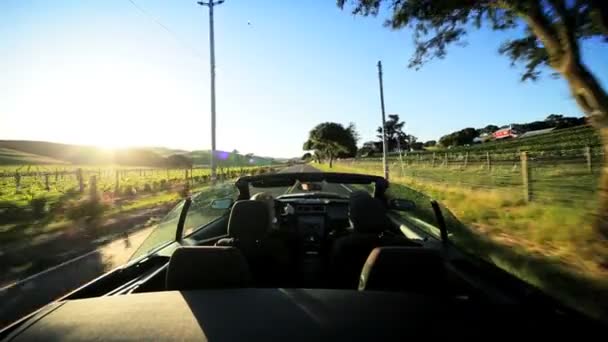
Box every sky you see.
[1,0,607,158]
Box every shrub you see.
[143,183,153,192]
[121,185,137,197]
[29,197,48,219]
[179,182,190,198]
[66,200,108,222]
[159,179,169,190]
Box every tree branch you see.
[516,2,564,69]
[590,0,608,35]
[548,0,580,69]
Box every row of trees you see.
[438,114,586,147]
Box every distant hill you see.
[0,140,279,167]
[190,150,276,167]
[0,147,67,165]
[148,147,189,157]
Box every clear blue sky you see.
[1,0,607,158]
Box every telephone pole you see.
[197,0,224,182]
[377,61,389,181]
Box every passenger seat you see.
[216,200,290,286]
[328,191,418,289]
[166,246,252,291]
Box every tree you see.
[338,0,608,236]
[376,114,408,152]
[166,154,193,168]
[439,127,478,147]
[303,122,358,167]
[546,114,565,122]
[302,152,312,161]
[479,125,500,135]
[228,149,242,166]
[423,140,437,147]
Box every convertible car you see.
[0,171,604,340]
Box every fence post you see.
[444,153,448,167]
[115,170,120,193]
[44,173,50,191]
[521,152,530,202]
[585,146,592,174]
[77,168,84,193]
[486,152,491,172]
[89,175,98,202]
[463,152,469,169]
[15,171,21,193]
[432,153,436,167]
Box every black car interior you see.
[2,172,604,340]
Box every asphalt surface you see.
[0,164,356,329]
[254,164,357,198]
[0,227,154,329]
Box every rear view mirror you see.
[210,198,234,210]
[388,199,416,211]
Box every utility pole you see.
[198,0,224,182]
[377,61,389,181]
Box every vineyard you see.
[0,165,264,207]
[384,124,601,157]
[0,164,278,245]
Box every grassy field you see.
[0,164,274,246]
[382,124,600,157]
[316,162,608,321]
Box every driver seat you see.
[216,200,289,286]
[328,191,417,289]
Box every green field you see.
[0,164,274,245]
[316,161,608,321]
[385,124,601,157]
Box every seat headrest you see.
[349,191,391,233]
[166,246,252,291]
[227,200,270,241]
[359,247,445,293]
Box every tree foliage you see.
[338,0,608,125]
[303,122,358,167]
[439,127,478,147]
[375,114,418,151]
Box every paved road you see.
[255,164,356,198]
[0,226,153,329]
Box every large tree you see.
[377,114,410,151]
[303,122,358,167]
[338,0,608,236]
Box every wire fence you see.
[340,145,603,207]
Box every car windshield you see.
[250,180,374,200]
[130,182,238,261]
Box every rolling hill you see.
[0,147,67,165]
[0,140,278,167]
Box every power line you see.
[125,0,205,61]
